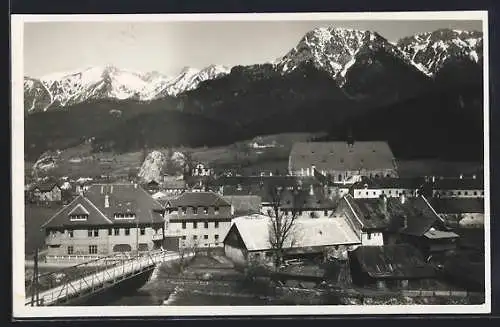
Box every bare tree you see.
[266,184,303,269]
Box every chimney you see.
[311,165,316,177]
[400,193,406,204]
[110,185,113,193]
[134,183,138,189]
[431,176,436,183]
[459,174,463,179]
[100,185,104,194]
[472,174,477,180]
[104,194,110,208]
[309,184,314,196]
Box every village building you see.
[288,140,398,182]
[428,175,484,199]
[192,163,213,177]
[143,180,161,194]
[40,184,165,262]
[223,215,360,268]
[350,177,425,199]
[430,197,485,228]
[260,185,340,220]
[222,195,262,217]
[334,194,459,254]
[348,244,437,289]
[30,180,62,203]
[163,191,233,249]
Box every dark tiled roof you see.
[223,195,262,216]
[42,196,112,228]
[271,188,338,210]
[351,244,437,279]
[33,181,60,192]
[352,177,425,189]
[84,184,164,225]
[345,195,441,234]
[431,178,484,190]
[430,198,485,214]
[166,191,231,208]
[289,141,396,172]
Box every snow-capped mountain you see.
[397,29,483,76]
[24,64,231,113]
[275,27,431,86]
[158,64,231,97]
[24,77,53,112]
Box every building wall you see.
[361,231,384,246]
[34,187,62,202]
[432,189,484,198]
[291,169,398,181]
[45,225,161,256]
[352,188,419,199]
[165,220,231,249]
[260,205,335,219]
[224,244,247,267]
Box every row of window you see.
[181,234,220,241]
[181,221,220,229]
[435,190,484,196]
[266,209,330,217]
[356,190,414,196]
[67,245,97,255]
[177,207,219,215]
[55,228,147,238]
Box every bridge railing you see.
[26,250,184,306]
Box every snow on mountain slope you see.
[24,64,231,112]
[397,29,483,76]
[275,27,431,86]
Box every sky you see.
[23,19,483,78]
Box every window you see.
[214,207,219,215]
[70,214,88,221]
[474,191,478,196]
[215,222,219,228]
[193,207,198,214]
[182,222,187,229]
[193,222,198,229]
[265,252,272,258]
[88,229,93,237]
[182,236,186,240]
[67,246,74,255]
[108,228,112,236]
[204,221,209,229]
[366,192,369,196]
[389,190,392,194]
[324,210,328,216]
[458,192,462,196]
[382,190,385,194]
[68,230,74,238]
[193,235,198,240]
[482,191,484,195]
[254,253,261,258]
[367,233,372,240]
[114,213,136,219]
[181,207,187,215]
[204,207,209,214]
[125,228,130,236]
[114,228,120,236]
[358,191,361,196]
[88,245,98,254]
[93,229,99,237]
[204,235,208,240]
[140,227,146,235]
[267,209,272,216]
[215,234,219,240]
[373,191,376,195]
[338,174,342,181]
[464,191,469,195]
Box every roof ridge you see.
[83,196,113,223]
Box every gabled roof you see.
[84,184,164,224]
[430,198,485,214]
[226,215,360,251]
[68,203,90,216]
[33,181,60,192]
[41,195,112,228]
[166,191,231,208]
[263,187,338,210]
[343,194,443,235]
[350,244,437,279]
[289,141,396,172]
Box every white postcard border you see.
[11,10,491,317]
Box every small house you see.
[430,198,484,228]
[348,244,437,289]
[223,215,361,268]
[31,181,62,203]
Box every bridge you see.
[26,250,192,306]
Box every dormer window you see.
[214,206,219,215]
[181,207,187,215]
[70,214,88,221]
[193,207,198,214]
[204,207,209,214]
[114,212,136,219]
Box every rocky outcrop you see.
[138,150,167,183]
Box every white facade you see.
[432,189,484,198]
[165,220,231,249]
[192,163,213,177]
[353,188,419,199]
[360,231,384,246]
